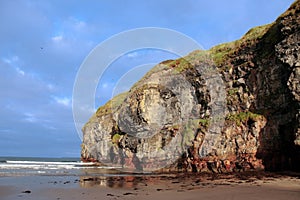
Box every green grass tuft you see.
[112,133,122,144]
[226,111,262,126]
[96,92,128,116]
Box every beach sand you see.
[0,172,299,200]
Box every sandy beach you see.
[0,172,299,200]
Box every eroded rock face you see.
[81,1,300,172]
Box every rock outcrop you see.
[81,0,300,172]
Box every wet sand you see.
[0,172,299,200]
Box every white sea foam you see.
[0,157,123,176]
[6,160,96,166]
[0,160,102,175]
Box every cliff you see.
[81,0,300,172]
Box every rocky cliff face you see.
[81,1,300,172]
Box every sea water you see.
[0,157,119,176]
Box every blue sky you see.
[0,0,295,158]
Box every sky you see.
[0,0,295,158]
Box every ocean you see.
[0,157,120,177]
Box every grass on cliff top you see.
[208,0,298,66]
[143,23,271,74]
[183,23,271,68]
[208,24,272,66]
[277,0,299,20]
[96,92,128,116]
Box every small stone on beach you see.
[123,192,135,195]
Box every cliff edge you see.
[81,0,300,172]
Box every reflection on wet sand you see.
[78,170,300,191]
[79,167,175,188]
[79,174,177,189]
[80,176,139,188]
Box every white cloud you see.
[2,55,19,64]
[24,112,37,123]
[78,104,96,114]
[53,96,71,107]
[51,17,88,44]
[2,56,27,76]
[101,83,109,89]
[72,18,87,31]
[126,52,139,58]
[47,83,55,91]
[43,125,57,130]
[51,35,63,42]
[16,67,25,76]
